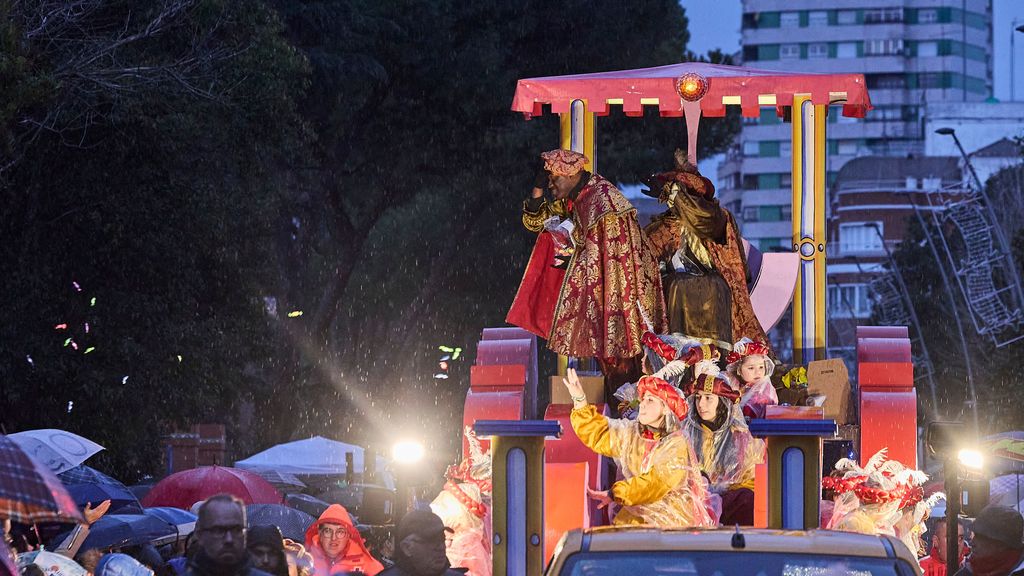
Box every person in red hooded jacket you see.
[304,504,383,576]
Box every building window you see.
[780,44,801,59]
[919,9,938,24]
[866,73,906,89]
[808,43,828,59]
[837,140,858,155]
[780,141,792,156]
[917,41,938,57]
[743,141,760,156]
[837,42,858,58]
[781,12,800,28]
[828,285,872,318]
[839,222,884,254]
[837,10,857,25]
[759,238,787,252]
[864,8,903,24]
[743,206,759,222]
[808,11,828,26]
[759,205,783,222]
[780,172,792,188]
[905,177,918,190]
[864,38,904,56]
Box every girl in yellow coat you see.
[563,368,716,527]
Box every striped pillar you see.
[791,95,828,364]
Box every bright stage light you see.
[393,440,425,464]
[957,448,984,471]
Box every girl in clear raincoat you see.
[725,338,778,420]
[563,367,717,528]
[681,369,765,526]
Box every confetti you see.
[84,347,95,354]
[26,355,34,367]
[122,376,129,384]
[452,347,462,360]
[63,338,72,347]
[89,297,96,307]
[67,401,74,413]
[439,345,455,353]
[84,322,90,333]
[70,341,79,350]
[434,373,449,380]
[176,355,182,362]
[72,281,81,292]
[287,311,303,317]
[55,323,68,330]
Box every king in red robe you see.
[507,149,666,389]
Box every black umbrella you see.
[246,504,315,542]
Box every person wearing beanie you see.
[247,526,288,576]
[955,506,1024,576]
[563,367,716,527]
[378,510,461,576]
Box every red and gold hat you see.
[726,339,772,365]
[685,372,740,403]
[636,375,688,420]
[541,149,589,177]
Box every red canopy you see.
[141,466,282,510]
[511,61,871,119]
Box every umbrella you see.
[253,470,306,491]
[72,513,177,550]
[285,493,331,519]
[143,507,197,538]
[8,430,103,475]
[142,466,281,510]
[246,504,316,541]
[235,437,388,476]
[59,465,143,515]
[0,434,83,524]
[16,551,87,576]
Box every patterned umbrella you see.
[15,551,87,576]
[59,465,143,515]
[142,466,281,510]
[246,504,316,541]
[8,430,103,475]
[0,434,83,524]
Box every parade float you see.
[447,61,922,574]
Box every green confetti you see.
[90,297,96,307]
[287,310,303,317]
[84,347,96,354]
[452,347,462,360]
[63,338,72,347]
[439,345,454,353]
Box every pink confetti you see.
[72,281,81,292]
[84,322,90,333]
[70,341,78,350]
[55,323,68,330]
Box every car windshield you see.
[556,551,916,576]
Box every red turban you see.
[541,149,589,176]
[636,376,688,420]
[685,373,740,403]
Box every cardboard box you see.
[806,358,852,425]
[550,374,605,405]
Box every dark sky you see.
[681,0,1024,101]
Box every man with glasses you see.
[303,504,383,575]
[379,510,461,576]
[187,494,272,576]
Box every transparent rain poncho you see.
[680,394,765,493]
[725,338,778,420]
[572,405,718,528]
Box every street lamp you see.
[392,440,426,527]
[392,440,425,464]
[958,448,984,471]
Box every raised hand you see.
[562,367,587,408]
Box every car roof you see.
[549,527,920,572]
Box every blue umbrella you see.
[74,514,176,550]
[143,507,197,538]
[59,466,143,514]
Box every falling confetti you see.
[84,322,90,333]
[452,347,462,360]
[55,323,68,330]
[26,355,33,367]
[70,341,79,350]
[434,373,449,380]
[287,311,303,317]
[67,401,74,413]
[63,338,72,347]
[176,355,182,362]
[121,376,129,384]
[83,347,95,354]
[89,297,96,307]
[72,281,81,292]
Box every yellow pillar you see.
[557,100,595,376]
[790,96,828,364]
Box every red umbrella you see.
[0,434,84,524]
[141,466,281,510]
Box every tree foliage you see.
[0,0,739,479]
